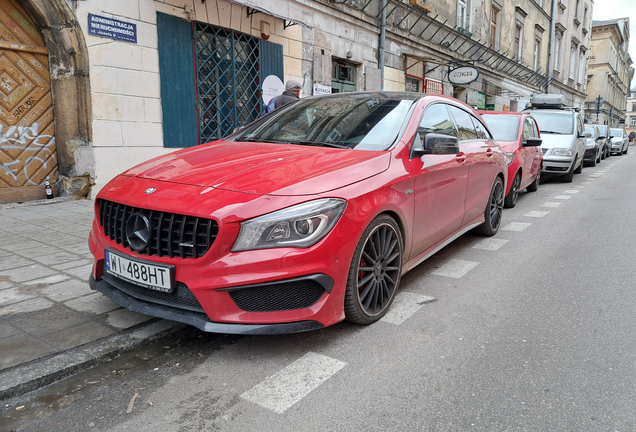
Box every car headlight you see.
[505,152,515,165]
[586,141,596,149]
[232,198,347,251]
[551,148,573,156]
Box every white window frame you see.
[631,118,636,126]
[533,40,540,71]
[569,45,576,80]
[578,51,585,84]
[555,33,562,71]
[515,24,523,61]
[457,0,467,30]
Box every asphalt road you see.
[2,152,636,432]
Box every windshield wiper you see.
[237,138,288,143]
[294,140,350,149]
[540,130,564,135]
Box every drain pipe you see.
[379,0,386,90]
[545,0,557,93]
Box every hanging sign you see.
[88,13,137,43]
[313,83,332,96]
[448,66,479,85]
[262,75,284,104]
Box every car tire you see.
[589,156,596,167]
[476,177,504,237]
[504,171,521,208]
[574,158,583,174]
[561,162,574,183]
[344,214,403,325]
[624,145,628,154]
[596,149,602,164]
[617,148,623,156]
[526,167,540,192]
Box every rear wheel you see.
[526,167,540,192]
[589,156,596,167]
[344,215,403,324]
[476,177,504,236]
[504,171,521,208]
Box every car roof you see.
[478,110,525,117]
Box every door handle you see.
[456,152,467,163]
[486,148,493,157]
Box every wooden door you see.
[0,0,57,204]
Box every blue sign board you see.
[88,13,137,44]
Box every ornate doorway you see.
[0,0,57,203]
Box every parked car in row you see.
[609,127,629,155]
[89,92,507,334]
[479,111,542,208]
[583,124,604,167]
[595,124,611,159]
[522,94,588,183]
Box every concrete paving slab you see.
[45,322,117,351]
[0,287,36,306]
[42,279,93,301]
[62,263,93,281]
[64,292,121,315]
[0,280,14,290]
[0,264,57,282]
[0,333,57,370]
[5,305,90,337]
[106,308,153,329]
[0,255,34,271]
[12,244,62,259]
[51,259,92,271]
[22,274,70,286]
[0,320,21,339]
[32,251,84,266]
[0,297,54,316]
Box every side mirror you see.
[523,137,542,147]
[411,133,460,157]
[580,131,592,138]
[598,135,606,139]
[609,135,615,139]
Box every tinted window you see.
[523,120,535,141]
[236,94,418,151]
[418,104,457,137]
[448,106,478,140]
[480,114,519,141]
[471,117,491,140]
[529,112,574,135]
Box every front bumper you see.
[541,155,574,174]
[583,147,598,163]
[90,276,324,334]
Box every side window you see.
[531,119,539,137]
[577,115,584,136]
[448,106,478,141]
[471,116,492,140]
[418,104,457,137]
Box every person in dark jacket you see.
[274,80,301,109]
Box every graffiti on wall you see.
[0,121,56,185]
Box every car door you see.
[575,114,586,162]
[409,103,469,255]
[447,105,497,225]
[521,118,539,186]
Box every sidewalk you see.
[0,198,179,399]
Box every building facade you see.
[625,88,636,139]
[584,18,633,127]
[1,0,563,203]
[546,0,593,110]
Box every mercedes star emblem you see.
[125,212,152,251]
[144,187,156,194]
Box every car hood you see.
[539,133,575,150]
[123,141,391,196]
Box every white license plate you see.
[104,249,175,293]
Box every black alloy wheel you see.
[504,172,521,208]
[345,215,403,324]
[476,177,504,236]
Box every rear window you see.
[480,114,519,141]
[529,112,574,135]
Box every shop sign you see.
[313,83,332,96]
[88,13,137,43]
[448,66,479,85]
[477,92,487,109]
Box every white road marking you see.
[501,222,531,232]
[381,292,435,325]
[553,195,571,199]
[473,238,509,251]
[564,190,580,193]
[241,352,347,414]
[542,202,562,208]
[589,174,601,178]
[432,259,478,279]
[525,211,549,218]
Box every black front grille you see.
[228,280,326,312]
[99,199,218,258]
[102,272,204,313]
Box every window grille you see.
[195,23,261,144]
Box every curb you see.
[0,319,182,401]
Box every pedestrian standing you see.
[274,80,302,109]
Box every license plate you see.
[104,249,175,293]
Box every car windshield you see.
[529,112,573,135]
[584,125,597,138]
[234,94,417,151]
[610,128,623,137]
[479,114,519,141]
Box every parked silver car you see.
[609,128,629,155]
[523,94,587,183]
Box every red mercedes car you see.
[479,111,543,208]
[89,92,507,334]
